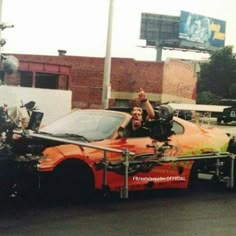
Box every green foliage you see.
[196,91,222,105]
[197,46,236,101]
[229,83,236,99]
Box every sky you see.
[1,0,236,61]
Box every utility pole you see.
[102,0,114,109]
[0,0,18,77]
[0,0,14,56]
[0,0,3,57]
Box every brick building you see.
[1,53,197,108]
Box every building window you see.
[114,99,130,107]
[35,73,59,89]
[20,71,33,87]
[19,71,69,90]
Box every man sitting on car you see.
[128,88,155,137]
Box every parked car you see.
[1,105,236,200]
[176,109,192,120]
[217,106,236,124]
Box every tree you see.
[229,83,236,99]
[196,91,222,104]
[197,46,236,104]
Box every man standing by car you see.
[128,88,155,137]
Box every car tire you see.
[223,119,229,124]
[188,161,200,189]
[41,160,95,202]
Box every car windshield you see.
[39,110,126,142]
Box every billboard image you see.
[179,11,226,48]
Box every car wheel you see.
[188,161,199,189]
[228,137,236,154]
[0,177,14,200]
[42,160,95,202]
[188,160,207,189]
[223,119,229,124]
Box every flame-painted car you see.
[1,106,236,200]
[32,106,236,199]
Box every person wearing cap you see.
[128,88,155,137]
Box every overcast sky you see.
[1,0,235,61]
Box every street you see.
[1,184,236,236]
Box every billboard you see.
[179,11,226,48]
[140,13,179,47]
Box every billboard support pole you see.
[155,41,162,62]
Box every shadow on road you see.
[0,181,234,211]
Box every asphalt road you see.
[1,121,236,236]
[1,185,236,236]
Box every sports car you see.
[23,105,236,200]
[1,104,236,200]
